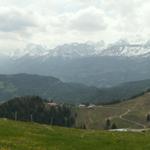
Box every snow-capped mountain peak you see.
[100,40,150,57]
[8,40,150,59]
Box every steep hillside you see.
[76,92,150,129]
[0,119,150,150]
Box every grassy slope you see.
[76,92,150,129]
[1,119,150,150]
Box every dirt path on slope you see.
[101,105,146,128]
[119,109,146,128]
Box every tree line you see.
[0,96,76,127]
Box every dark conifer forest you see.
[0,96,75,127]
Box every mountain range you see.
[0,40,150,87]
[9,40,150,58]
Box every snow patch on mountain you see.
[7,40,150,59]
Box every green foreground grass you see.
[0,119,150,150]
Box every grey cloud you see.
[0,0,150,52]
[0,7,37,32]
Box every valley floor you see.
[0,119,150,150]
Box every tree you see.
[81,124,86,129]
[147,114,150,122]
[111,123,117,129]
[83,124,86,129]
[105,118,111,130]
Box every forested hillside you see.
[0,74,99,103]
[0,74,150,104]
[0,96,75,127]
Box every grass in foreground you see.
[0,119,150,150]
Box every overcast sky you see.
[0,0,150,52]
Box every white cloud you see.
[0,0,150,52]
[0,7,38,32]
[68,7,107,32]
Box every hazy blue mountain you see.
[2,55,149,88]
[0,74,150,104]
[96,79,150,104]
[0,74,99,103]
[0,41,150,88]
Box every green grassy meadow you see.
[0,119,150,150]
